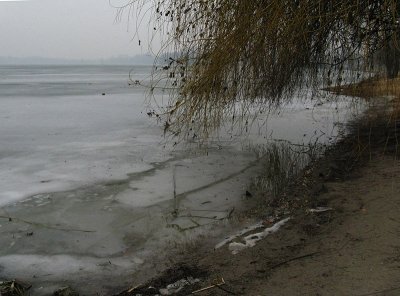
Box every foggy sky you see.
[0,0,154,59]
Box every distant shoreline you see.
[0,54,155,66]
[0,64,154,66]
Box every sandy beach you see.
[116,101,400,296]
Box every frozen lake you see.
[0,65,360,294]
[0,65,168,205]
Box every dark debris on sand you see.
[116,265,208,296]
[0,280,31,296]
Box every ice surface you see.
[0,66,167,206]
[0,65,363,294]
[116,150,256,208]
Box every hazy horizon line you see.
[0,54,156,65]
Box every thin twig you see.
[192,278,226,294]
[179,215,222,220]
[178,212,233,221]
[215,284,237,295]
[0,215,96,233]
[270,252,320,269]
[173,164,178,216]
[356,286,400,296]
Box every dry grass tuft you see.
[328,76,400,122]
[327,76,400,157]
[252,141,325,201]
[329,77,400,100]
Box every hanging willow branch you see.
[118,0,400,140]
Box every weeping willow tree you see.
[118,0,400,140]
